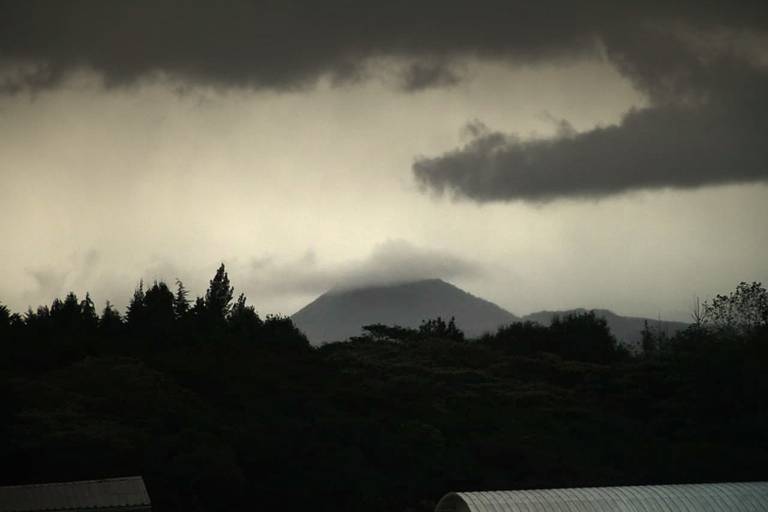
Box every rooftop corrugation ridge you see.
[436,482,768,512]
[0,477,150,512]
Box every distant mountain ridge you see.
[292,279,688,346]
[292,279,518,344]
[522,308,689,348]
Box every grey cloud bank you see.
[414,96,768,201]
[1,1,764,92]
[414,24,768,200]
[3,1,768,200]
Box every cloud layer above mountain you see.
[2,1,767,199]
[244,240,479,301]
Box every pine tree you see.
[49,298,62,318]
[144,281,176,333]
[53,292,81,331]
[191,296,206,316]
[99,301,124,335]
[174,279,190,319]
[641,320,658,356]
[205,263,234,321]
[80,292,99,331]
[126,280,146,330]
[0,303,11,335]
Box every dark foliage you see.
[478,311,626,363]
[204,264,234,324]
[0,278,766,512]
[173,280,190,320]
[419,316,465,342]
[99,301,124,337]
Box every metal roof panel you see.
[436,482,768,512]
[0,477,150,512]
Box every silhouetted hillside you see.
[291,280,688,346]
[2,275,767,512]
[523,309,688,348]
[292,279,518,344]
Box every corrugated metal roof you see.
[0,476,151,512]
[436,482,768,512]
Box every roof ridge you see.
[461,481,768,495]
[0,477,144,490]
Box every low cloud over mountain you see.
[244,240,479,298]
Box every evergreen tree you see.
[80,292,99,331]
[126,280,146,330]
[99,301,124,336]
[0,303,11,336]
[205,264,234,322]
[52,292,82,331]
[173,279,190,319]
[641,320,657,356]
[191,296,206,316]
[24,305,50,328]
[144,281,176,334]
[49,298,62,318]
[229,293,263,339]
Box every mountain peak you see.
[293,279,517,344]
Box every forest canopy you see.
[1,270,766,512]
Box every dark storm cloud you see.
[3,0,763,92]
[0,0,588,91]
[399,62,462,92]
[3,1,768,199]
[414,78,768,201]
[414,24,768,200]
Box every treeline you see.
[0,276,767,512]
[0,264,308,368]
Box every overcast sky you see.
[1,1,767,321]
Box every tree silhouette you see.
[205,263,234,322]
[99,301,123,336]
[126,280,146,330]
[0,303,10,336]
[144,281,176,334]
[261,314,309,349]
[21,305,52,342]
[80,292,99,332]
[228,293,263,339]
[174,279,190,319]
[358,323,419,342]
[549,311,620,363]
[702,281,768,334]
[419,316,465,342]
[53,292,82,331]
